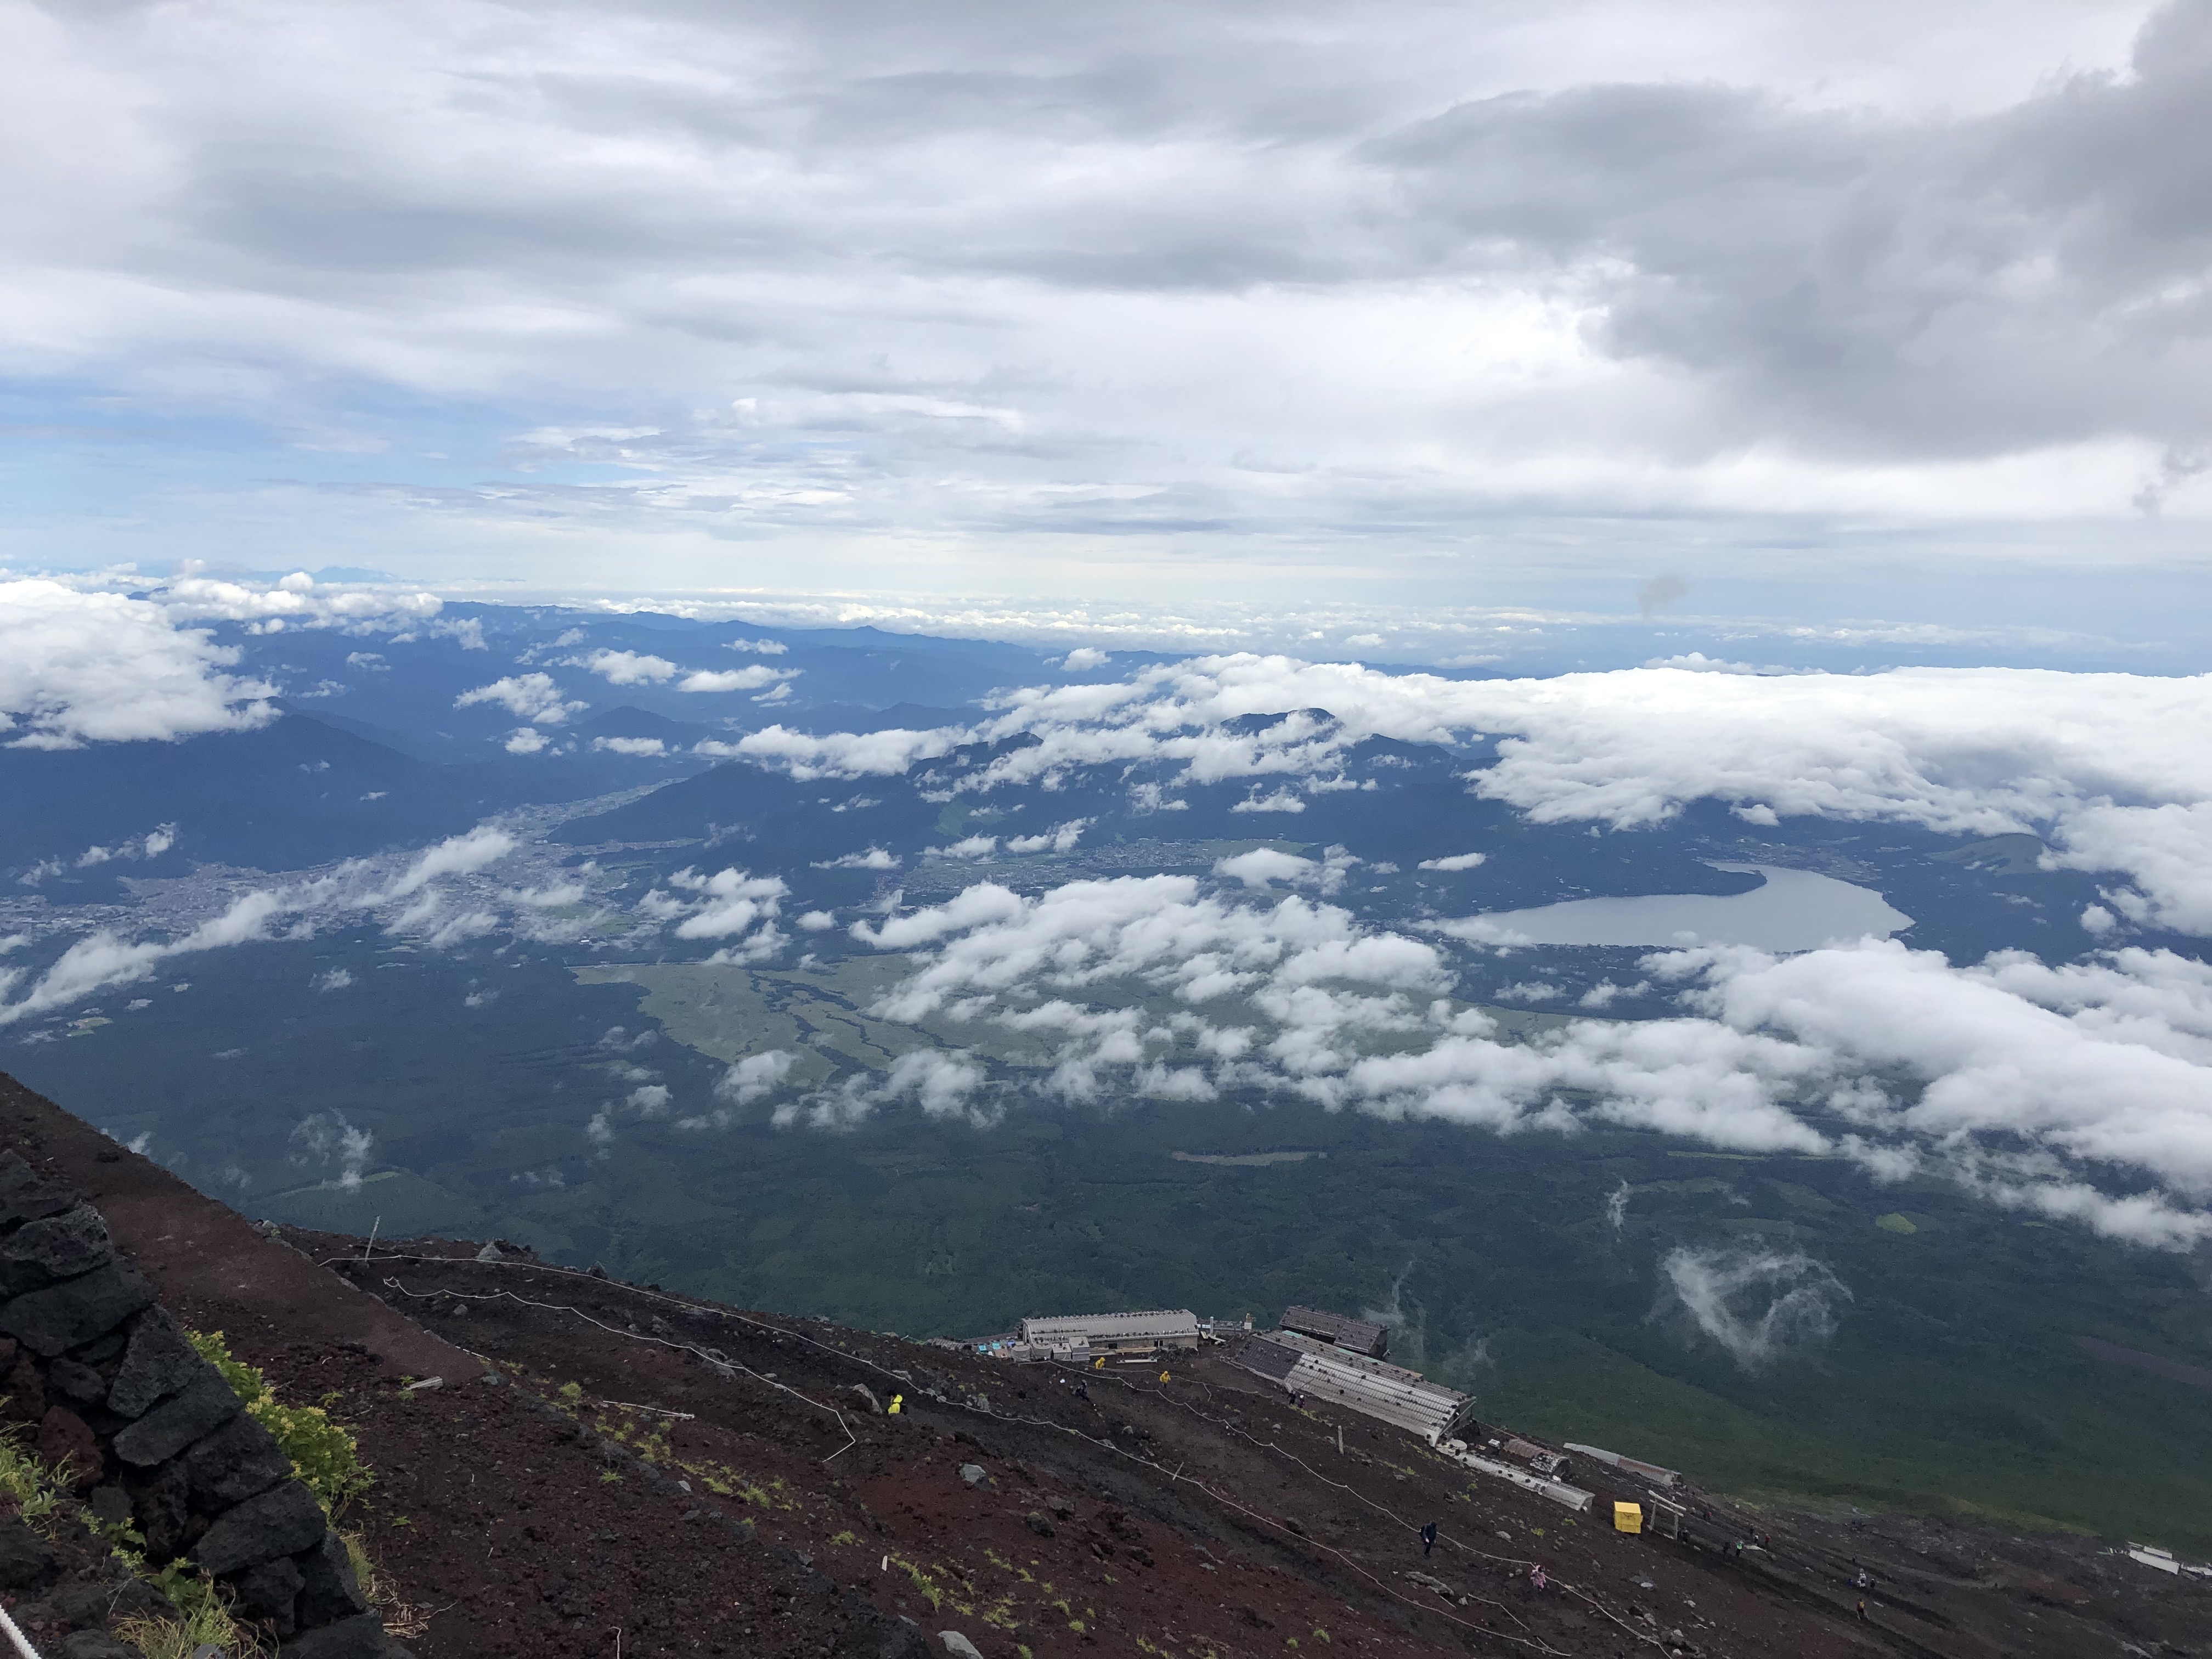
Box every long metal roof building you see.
[1019,1310,1201,1352]
[1234,1329,1475,1443]
[1280,1305,1390,1358]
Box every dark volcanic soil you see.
[7,1070,2211,1658]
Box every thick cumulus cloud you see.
[740,657,2212,935]
[0,580,276,747]
[812,862,2212,1246]
[2,0,2207,590]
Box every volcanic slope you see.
[6,1072,2210,1659]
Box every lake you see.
[1443,863,1914,951]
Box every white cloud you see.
[1418,851,1488,872]
[812,847,899,870]
[454,672,585,725]
[1062,648,1111,672]
[0,580,276,748]
[821,856,2212,1246]
[1231,787,1306,814]
[777,1047,990,1130]
[736,658,2212,939]
[577,648,676,685]
[716,1049,794,1105]
[290,1110,374,1190]
[797,909,836,930]
[1005,819,1091,855]
[0,890,284,1026]
[679,665,796,693]
[312,967,353,992]
[929,834,999,860]
[504,726,551,754]
[1215,849,1314,889]
[591,735,666,757]
[377,827,516,901]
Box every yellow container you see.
[1613,1502,1643,1534]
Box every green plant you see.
[188,1331,373,1515]
[114,1583,266,1659]
[0,1417,67,1520]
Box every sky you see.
[2,0,2208,650]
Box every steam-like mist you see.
[1660,1245,1851,1371]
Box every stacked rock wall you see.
[0,1152,399,1658]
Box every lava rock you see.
[0,1260,156,1357]
[1024,1512,1054,1538]
[182,1412,293,1509]
[957,1463,991,1489]
[113,1368,242,1467]
[130,1461,191,1559]
[277,1612,394,1658]
[88,1486,133,1527]
[938,1633,986,1659]
[236,1554,307,1635]
[296,1531,370,1628]
[50,1575,177,1629]
[839,1617,936,1659]
[0,1206,114,1298]
[2,1350,47,1420]
[0,1154,77,1231]
[36,1404,102,1486]
[59,1634,140,1659]
[107,1308,202,1419]
[196,1481,328,1577]
[0,1512,56,1588]
[47,1357,109,1408]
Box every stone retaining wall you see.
[1,1151,401,1658]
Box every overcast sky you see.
[3,0,2207,645]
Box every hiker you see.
[1856,1599,1869,1622]
[1420,1522,1438,1557]
[1530,1565,1546,1590]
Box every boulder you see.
[113,1368,242,1467]
[88,1485,133,1527]
[50,1576,177,1629]
[36,1404,103,1486]
[938,1633,986,1659]
[839,1620,935,1659]
[0,1512,55,1589]
[0,1206,114,1297]
[295,1531,370,1627]
[0,1154,77,1231]
[0,1260,156,1357]
[3,1350,48,1420]
[59,1634,140,1659]
[182,1412,294,1508]
[277,1612,394,1659]
[129,1460,190,1559]
[47,1357,109,1408]
[235,1554,306,1635]
[195,1481,327,1577]
[108,1307,202,1419]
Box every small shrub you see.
[0,1417,66,1520]
[114,1568,266,1659]
[188,1331,373,1515]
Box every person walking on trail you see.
[1856,1599,1870,1623]
[1530,1565,1546,1591]
[1420,1522,1438,1557]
